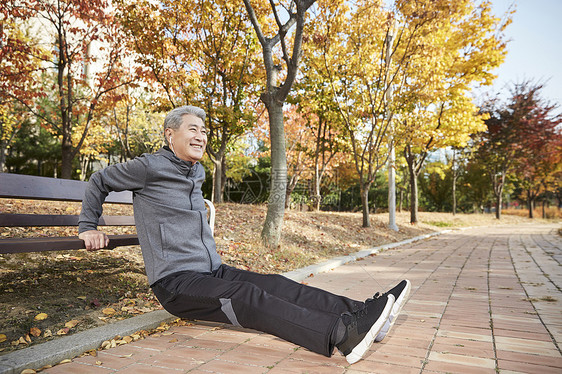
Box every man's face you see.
[166,114,207,163]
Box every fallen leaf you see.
[59,359,72,364]
[77,296,87,300]
[65,320,79,329]
[95,361,102,365]
[56,328,69,336]
[119,353,133,358]
[20,369,36,374]
[168,338,178,343]
[29,327,41,337]
[0,334,6,343]
[34,313,48,321]
[102,308,116,316]
[43,330,52,338]
[25,334,31,343]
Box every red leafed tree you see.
[7,0,134,179]
[0,1,50,171]
[508,82,562,218]
[477,81,562,219]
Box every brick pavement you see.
[42,223,561,374]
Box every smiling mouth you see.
[191,144,204,150]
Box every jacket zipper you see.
[186,165,213,272]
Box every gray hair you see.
[163,105,206,145]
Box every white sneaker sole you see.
[375,279,411,342]
[346,294,395,365]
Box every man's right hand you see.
[79,230,109,251]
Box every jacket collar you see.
[157,147,196,175]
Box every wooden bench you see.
[0,172,215,254]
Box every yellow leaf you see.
[21,369,36,374]
[29,328,41,337]
[95,361,103,365]
[56,328,69,336]
[102,308,116,316]
[34,313,48,321]
[0,334,6,343]
[77,296,87,300]
[43,330,52,338]
[65,320,79,329]
[59,359,72,364]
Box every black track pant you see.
[152,264,364,356]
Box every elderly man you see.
[78,105,411,365]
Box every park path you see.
[43,223,562,374]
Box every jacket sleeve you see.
[78,157,147,233]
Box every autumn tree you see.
[475,82,561,219]
[8,0,135,179]
[294,35,347,211]
[507,82,562,218]
[0,1,49,172]
[242,0,316,247]
[306,0,381,226]
[309,0,442,227]
[391,0,510,224]
[120,0,262,203]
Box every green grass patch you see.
[425,220,454,227]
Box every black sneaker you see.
[374,279,411,342]
[336,294,394,364]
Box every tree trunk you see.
[452,151,457,215]
[261,101,287,247]
[495,192,502,219]
[285,174,299,209]
[212,156,224,203]
[527,189,534,218]
[492,171,505,220]
[312,164,321,211]
[0,142,5,173]
[61,139,73,179]
[409,167,418,224]
[360,181,372,228]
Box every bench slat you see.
[0,173,132,203]
[0,213,135,227]
[0,234,139,254]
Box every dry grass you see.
[502,207,562,220]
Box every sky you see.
[484,0,562,108]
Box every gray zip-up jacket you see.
[78,147,222,285]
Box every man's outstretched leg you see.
[152,267,396,363]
